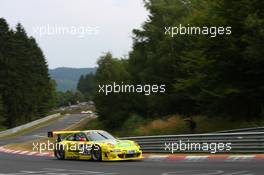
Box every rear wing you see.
[48,130,81,141]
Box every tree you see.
[77,73,96,100]
[129,0,197,116]
[94,52,132,129]
[0,18,56,127]
[175,0,264,118]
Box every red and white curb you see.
[143,154,264,161]
[1,146,263,161]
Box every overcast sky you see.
[0,0,149,69]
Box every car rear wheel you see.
[91,145,102,161]
[55,144,65,160]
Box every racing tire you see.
[55,144,65,160]
[91,145,102,161]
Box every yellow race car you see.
[48,130,143,161]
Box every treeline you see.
[77,74,96,100]
[78,0,264,130]
[0,18,56,129]
[56,90,84,107]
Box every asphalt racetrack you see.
[0,114,263,175]
[0,151,263,175]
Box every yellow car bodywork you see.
[48,130,143,161]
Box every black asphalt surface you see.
[0,114,263,175]
[0,152,263,175]
[0,114,88,145]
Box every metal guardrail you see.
[121,132,264,153]
[0,113,61,137]
[214,126,264,133]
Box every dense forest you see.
[0,0,263,132]
[0,18,56,129]
[78,0,264,130]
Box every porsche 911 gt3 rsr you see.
[48,130,143,161]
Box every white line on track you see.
[161,170,254,175]
[0,168,118,175]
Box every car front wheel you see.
[91,145,102,161]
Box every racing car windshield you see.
[85,131,115,141]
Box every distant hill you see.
[49,67,97,92]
